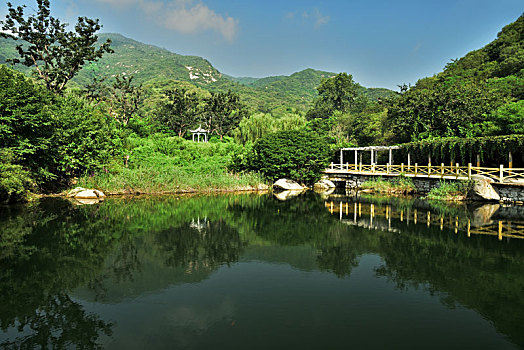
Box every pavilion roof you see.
[189,125,209,133]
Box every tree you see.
[0,0,112,93]
[306,72,360,119]
[204,90,247,140]
[108,75,142,126]
[249,130,331,184]
[155,87,199,137]
[0,65,120,191]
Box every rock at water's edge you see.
[468,175,500,201]
[314,179,336,191]
[68,187,106,200]
[273,179,305,191]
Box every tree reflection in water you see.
[1,194,524,348]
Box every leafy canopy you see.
[0,0,112,93]
[249,130,331,184]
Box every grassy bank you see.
[360,176,415,195]
[76,134,266,194]
[424,180,472,201]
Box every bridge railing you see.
[326,162,524,183]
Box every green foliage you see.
[473,100,524,136]
[385,79,505,143]
[425,181,472,201]
[108,74,142,125]
[154,87,200,137]
[248,130,331,184]
[232,112,306,144]
[337,104,390,146]
[0,150,34,203]
[0,65,121,191]
[360,175,415,194]
[0,0,112,93]
[385,14,524,144]
[204,90,247,139]
[306,72,361,119]
[49,95,122,180]
[397,134,524,167]
[78,134,265,193]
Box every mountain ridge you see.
[0,32,395,112]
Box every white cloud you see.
[163,2,238,42]
[312,9,330,28]
[93,0,238,42]
[95,0,138,6]
[285,8,330,28]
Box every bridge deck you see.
[324,163,524,183]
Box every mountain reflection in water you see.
[1,193,523,349]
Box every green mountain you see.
[385,13,524,144]
[439,13,524,84]
[0,32,395,113]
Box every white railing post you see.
[415,163,418,176]
[441,163,444,178]
[331,162,334,170]
[500,165,504,183]
[468,163,472,178]
[456,163,459,179]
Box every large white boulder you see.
[68,187,106,200]
[468,175,500,201]
[273,179,306,191]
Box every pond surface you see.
[1,193,524,349]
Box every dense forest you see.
[0,1,523,202]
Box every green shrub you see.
[0,151,34,203]
[425,180,472,200]
[0,65,122,191]
[249,129,331,184]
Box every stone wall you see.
[492,184,524,203]
[334,174,443,194]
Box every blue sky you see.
[2,0,523,89]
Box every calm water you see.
[1,192,524,349]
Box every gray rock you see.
[273,179,306,191]
[468,175,500,201]
[314,179,336,191]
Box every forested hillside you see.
[0,33,394,113]
[385,13,524,143]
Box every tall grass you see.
[360,175,415,194]
[77,134,266,194]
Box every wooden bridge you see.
[324,146,524,183]
[325,200,524,241]
[324,162,524,183]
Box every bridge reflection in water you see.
[325,198,524,241]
